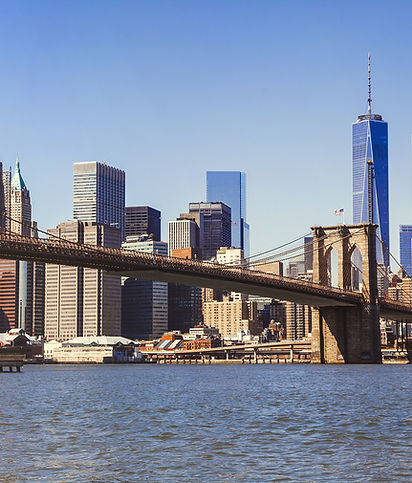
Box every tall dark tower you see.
[352,54,389,266]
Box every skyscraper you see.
[304,236,313,273]
[121,237,168,340]
[10,159,31,236]
[285,302,312,340]
[2,166,10,231]
[168,218,199,255]
[10,158,32,332]
[206,171,250,257]
[45,221,121,340]
[73,161,125,239]
[188,202,231,260]
[125,206,161,241]
[352,55,389,266]
[400,225,412,276]
[0,159,45,335]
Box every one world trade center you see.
[352,54,389,266]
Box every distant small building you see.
[224,329,255,344]
[112,342,143,362]
[44,336,138,363]
[187,325,219,339]
[43,340,62,360]
[0,328,43,360]
[181,338,221,350]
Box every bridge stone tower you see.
[311,223,381,364]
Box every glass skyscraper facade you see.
[188,202,232,260]
[125,206,161,241]
[206,171,250,257]
[73,161,125,240]
[400,225,412,276]
[121,239,168,340]
[352,114,389,266]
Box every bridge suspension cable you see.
[375,236,412,305]
[241,233,312,262]
[6,212,404,303]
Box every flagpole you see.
[334,209,345,225]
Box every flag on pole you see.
[334,208,344,216]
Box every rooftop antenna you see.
[367,52,372,114]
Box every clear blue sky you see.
[1,0,411,261]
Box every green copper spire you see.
[11,157,27,191]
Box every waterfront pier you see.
[0,347,24,372]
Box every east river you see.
[0,364,411,482]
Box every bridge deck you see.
[0,233,362,308]
[1,233,412,317]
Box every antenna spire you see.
[368,53,372,114]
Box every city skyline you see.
[1,1,412,262]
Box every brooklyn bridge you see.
[0,222,411,364]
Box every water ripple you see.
[0,364,411,481]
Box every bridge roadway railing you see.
[0,232,369,305]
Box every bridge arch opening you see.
[350,246,363,292]
[326,246,339,288]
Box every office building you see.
[285,302,312,340]
[203,297,258,337]
[216,246,246,301]
[188,202,231,260]
[400,225,412,276]
[121,237,168,340]
[125,206,161,241]
[287,261,306,278]
[253,260,283,276]
[352,56,389,265]
[171,247,202,260]
[168,248,203,333]
[168,283,203,334]
[304,236,313,273]
[2,166,10,231]
[0,160,45,336]
[216,246,243,266]
[168,218,199,255]
[10,159,31,237]
[45,221,121,340]
[206,171,250,257]
[73,161,125,239]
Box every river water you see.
[0,364,411,482]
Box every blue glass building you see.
[206,171,250,257]
[399,226,412,276]
[352,113,389,266]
